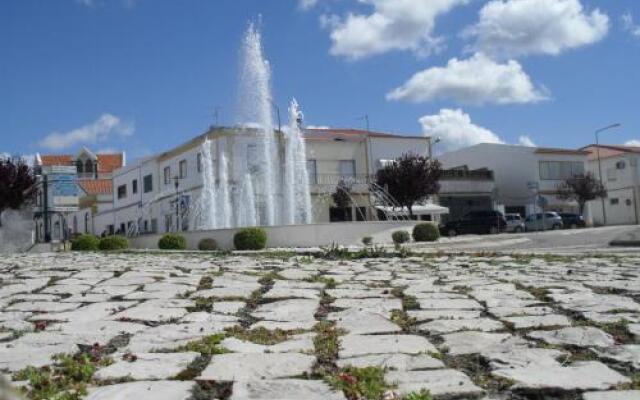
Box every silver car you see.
[524,212,564,232]
[505,213,525,233]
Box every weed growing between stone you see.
[13,353,113,400]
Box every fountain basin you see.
[128,221,421,250]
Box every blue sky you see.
[2,0,639,159]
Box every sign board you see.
[527,181,539,190]
[537,196,548,208]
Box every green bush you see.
[71,234,99,251]
[391,230,411,245]
[198,238,218,251]
[98,235,129,251]
[361,236,373,246]
[234,228,267,250]
[412,223,440,242]
[158,233,187,250]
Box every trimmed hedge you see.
[198,238,218,251]
[412,223,440,242]
[391,230,411,245]
[234,228,267,250]
[99,235,129,251]
[361,236,373,246]
[71,235,99,251]
[158,233,187,250]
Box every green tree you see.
[557,172,607,216]
[0,157,35,227]
[374,153,442,217]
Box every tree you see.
[331,179,352,209]
[374,153,442,217]
[0,157,35,227]
[556,172,606,216]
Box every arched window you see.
[76,160,84,173]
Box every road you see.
[410,225,640,254]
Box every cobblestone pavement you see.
[1,252,639,399]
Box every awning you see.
[375,204,449,216]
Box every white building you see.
[438,143,590,218]
[90,126,437,237]
[582,144,640,226]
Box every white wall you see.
[130,221,421,250]
[368,136,430,174]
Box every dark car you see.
[441,210,507,237]
[558,213,586,229]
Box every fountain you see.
[195,22,313,229]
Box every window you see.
[150,219,158,233]
[607,168,617,182]
[339,160,356,180]
[143,174,153,193]
[179,159,187,179]
[85,160,94,173]
[164,166,171,185]
[197,153,202,173]
[75,160,84,173]
[539,161,584,180]
[132,179,138,194]
[307,159,317,184]
[117,184,127,199]
[143,220,149,233]
[610,198,619,205]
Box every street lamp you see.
[430,137,441,159]
[173,176,180,232]
[595,123,622,226]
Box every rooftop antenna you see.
[356,114,370,131]
[213,106,222,127]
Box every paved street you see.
[410,226,640,254]
[1,251,639,399]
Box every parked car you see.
[558,213,586,229]
[505,213,525,233]
[441,210,507,237]
[524,212,563,232]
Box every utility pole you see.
[213,107,221,127]
[595,123,622,226]
[173,176,180,232]
[357,114,370,131]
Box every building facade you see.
[582,144,640,226]
[32,148,125,242]
[438,143,589,219]
[86,127,434,237]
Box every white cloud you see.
[419,108,504,152]
[299,0,319,10]
[326,0,469,60]
[306,125,331,129]
[622,13,640,38]
[518,135,537,147]
[625,140,640,147]
[465,0,609,58]
[387,53,547,105]
[39,114,134,151]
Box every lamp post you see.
[595,123,622,226]
[430,137,441,159]
[173,176,180,232]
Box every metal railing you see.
[440,169,494,181]
[310,174,374,186]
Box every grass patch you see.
[306,275,337,289]
[187,297,214,313]
[327,366,392,400]
[225,326,305,345]
[258,271,282,286]
[390,309,416,331]
[197,276,214,291]
[172,334,228,355]
[13,353,112,400]
[403,390,433,400]
[313,321,343,370]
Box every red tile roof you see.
[40,155,73,166]
[96,154,124,173]
[39,153,124,173]
[78,179,113,195]
[580,144,640,160]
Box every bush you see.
[391,230,411,245]
[198,238,218,251]
[361,236,373,246]
[71,234,99,251]
[158,233,187,250]
[412,223,440,242]
[99,235,129,251]
[234,228,267,250]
